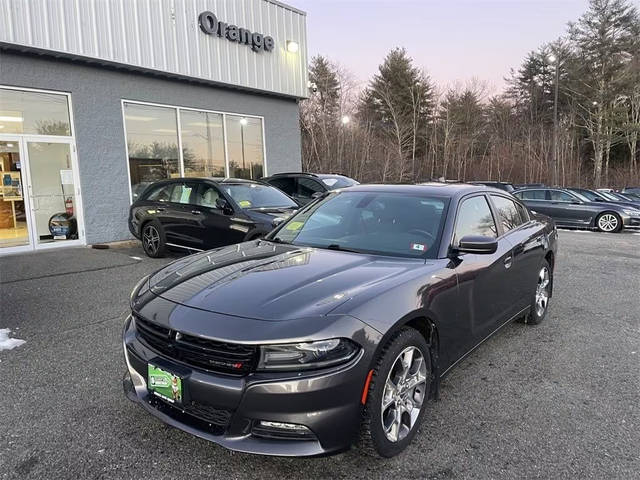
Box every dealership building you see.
[0,0,308,254]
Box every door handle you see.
[504,256,513,269]
[191,210,201,215]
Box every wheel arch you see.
[369,311,441,401]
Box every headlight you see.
[622,208,640,216]
[257,338,359,371]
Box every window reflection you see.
[226,115,264,180]
[0,88,71,135]
[180,110,226,178]
[124,103,180,200]
[123,103,267,199]
[490,195,524,233]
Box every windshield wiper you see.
[267,237,291,245]
[326,244,363,254]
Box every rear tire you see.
[141,220,167,258]
[525,260,552,325]
[360,328,431,457]
[595,212,622,233]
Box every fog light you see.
[252,420,316,440]
[259,421,308,431]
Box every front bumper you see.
[122,315,374,456]
[622,214,640,228]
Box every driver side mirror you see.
[215,197,233,214]
[454,235,498,255]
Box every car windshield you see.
[222,183,298,209]
[320,176,359,189]
[270,191,449,259]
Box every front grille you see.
[134,315,258,375]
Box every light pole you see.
[548,54,559,186]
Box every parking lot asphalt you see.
[1,230,639,480]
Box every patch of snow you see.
[0,328,26,351]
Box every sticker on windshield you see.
[411,243,426,252]
[286,221,304,231]
[238,200,252,208]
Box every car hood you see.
[147,241,426,321]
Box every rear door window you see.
[490,195,525,233]
[169,183,196,204]
[454,196,498,245]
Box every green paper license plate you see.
[148,364,182,404]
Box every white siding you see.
[0,0,308,98]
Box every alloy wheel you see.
[381,346,427,443]
[598,214,619,232]
[143,225,160,255]
[535,266,550,317]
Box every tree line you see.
[300,0,640,188]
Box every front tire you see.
[526,260,552,325]
[595,212,622,233]
[141,220,167,258]
[360,328,431,457]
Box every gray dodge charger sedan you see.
[123,183,557,457]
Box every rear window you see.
[320,176,359,189]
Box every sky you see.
[293,0,594,94]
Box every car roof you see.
[264,172,353,180]
[150,177,262,185]
[337,182,507,198]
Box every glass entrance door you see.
[25,141,80,246]
[0,139,29,248]
[0,137,83,253]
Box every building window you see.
[180,110,226,178]
[226,115,265,180]
[0,88,71,135]
[123,103,180,200]
[123,101,266,200]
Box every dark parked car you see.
[513,187,640,233]
[567,187,640,210]
[123,183,557,457]
[262,172,359,205]
[468,181,515,192]
[129,178,299,257]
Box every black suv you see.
[129,178,299,257]
[262,172,359,205]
